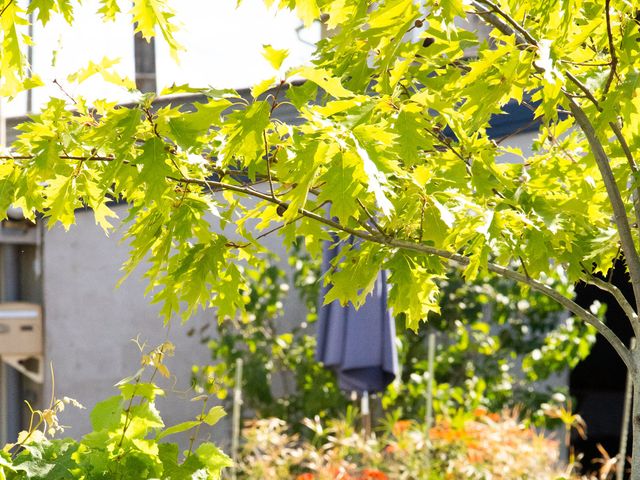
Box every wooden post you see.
[425,332,436,470]
[231,358,243,480]
[361,390,371,438]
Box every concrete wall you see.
[41,203,306,448]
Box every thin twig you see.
[603,0,619,96]
[0,0,15,19]
[357,198,387,237]
[187,397,208,457]
[0,154,116,161]
[476,0,538,45]
[53,79,77,105]
[263,130,276,199]
[269,80,286,115]
[559,60,611,67]
[419,197,425,242]
[581,267,640,339]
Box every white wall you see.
[42,203,307,447]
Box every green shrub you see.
[0,342,231,480]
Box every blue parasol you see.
[315,239,399,395]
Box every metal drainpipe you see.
[134,29,157,93]
[1,245,22,443]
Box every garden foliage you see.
[195,254,595,427]
[0,342,231,479]
[238,409,577,479]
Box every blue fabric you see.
[315,241,399,393]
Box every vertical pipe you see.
[0,91,24,442]
[134,30,157,93]
[27,7,34,114]
[231,358,243,480]
[1,245,22,443]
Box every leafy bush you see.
[195,251,595,428]
[386,272,597,424]
[0,342,231,480]
[237,409,586,480]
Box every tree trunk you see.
[631,364,640,479]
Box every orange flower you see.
[473,407,488,417]
[360,469,388,480]
[328,466,352,479]
[467,451,485,464]
[391,420,412,436]
[384,443,398,454]
[296,474,315,480]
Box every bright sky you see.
[5,0,319,117]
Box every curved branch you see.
[603,0,618,96]
[581,272,640,338]
[475,0,537,45]
[568,98,640,314]
[172,175,635,374]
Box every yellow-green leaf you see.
[262,44,288,70]
[251,76,276,99]
[294,66,353,99]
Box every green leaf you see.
[167,99,231,151]
[127,402,165,437]
[27,0,56,24]
[262,45,288,70]
[386,252,442,330]
[194,443,233,477]
[294,0,319,27]
[221,101,271,172]
[295,66,354,99]
[67,57,135,90]
[119,382,165,401]
[202,406,226,426]
[156,420,200,440]
[90,395,123,431]
[133,137,173,200]
[131,0,182,57]
[44,175,79,230]
[98,0,120,19]
[251,77,276,100]
[315,152,362,225]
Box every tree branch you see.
[0,154,116,162]
[603,0,619,96]
[568,97,640,314]
[581,271,640,339]
[171,174,635,374]
[0,0,14,19]
[471,0,640,316]
[475,0,537,45]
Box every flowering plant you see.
[237,409,597,479]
